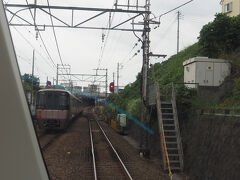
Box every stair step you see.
[163,123,175,126]
[162,113,173,115]
[168,154,179,156]
[164,126,176,131]
[171,167,181,170]
[165,132,177,136]
[165,137,177,142]
[163,124,175,127]
[161,107,173,110]
[163,119,174,121]
[164,130,176,132]
[162,117,174,121]
[169,160,180,163]
[163,118,174,120]
[165,135,177,138]
[166,142,177,144]
[161,102,172,104]
[167,149,178,153]
[167,147,178,149]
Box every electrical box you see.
[183,57,231,88]
[117,114,126,127]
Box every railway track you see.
[38,133,62,151]
[89,118,133,180]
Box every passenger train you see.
[36,89,83,131]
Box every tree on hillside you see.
[199,13,240,58]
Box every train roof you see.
[38,88,82,102]
[38,88,69,93]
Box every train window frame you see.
[36,91,70,110]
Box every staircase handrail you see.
[171,82,184,170]
[161,122,173,180]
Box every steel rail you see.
[88,120,98,180]
[95,120,133,180]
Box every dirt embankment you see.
[181,113,240,180]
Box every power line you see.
[120,41,139,65]
[46,0,67,75]
[122,48,141,65]
[12,26,56,72]
[17,54,31,65]
[101,14,124,65]
[152,14,177,53]
[11,16,58,72]
[38,33,57,69]
[151,0,194,21]
[97,4,116,68]
[24,0,68,81]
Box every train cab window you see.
[37,92,47,108]
[58,92,69,109]
[37,91,69,110]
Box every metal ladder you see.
[156,84,184,172]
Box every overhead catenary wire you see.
[17,52,50,81]
[97,3,116,68]
[119,41,139,65]
[19,24,59,70]
[12,26,56,73]
[24,0,68,81]
[122,48,141,65]
[103,13,124,64]
[10,14,58,73]
[152,14,177,53]
[151,0,194,22]
[46,0,69,79]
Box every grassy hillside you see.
[107,43,202,118]
[107,13,240,117]
[149,43,201,85]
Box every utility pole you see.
[117,62,119,94]
[177,11,180,54]
[139,0,151,157]
[93,68,108,98]
[113,72,115,93]
[57,64,71,86]
[30,50,35,105]
[56,64,58,85]
[106,68,108,99]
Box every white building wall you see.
[183,57,231,88]
[184,62,196,88]
[213,63,221,86]
[203,62,214,86]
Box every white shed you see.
[183,57,231,88]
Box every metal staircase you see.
[155,84,184,172]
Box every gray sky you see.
[5,0,221,90]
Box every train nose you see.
[37,110,42,119]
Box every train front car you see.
[36,89,70,131]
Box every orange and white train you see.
[36,89,83,131]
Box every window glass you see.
[37,91,69,109]
[224,2,232,12]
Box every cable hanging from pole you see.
[46,0,68,79]
[97,5,116,69]
[24,0,68,81]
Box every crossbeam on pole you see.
[5,4,148,14]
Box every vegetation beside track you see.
[103,13,240,180]
[106,13,240,117]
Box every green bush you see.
[199,13,240,58]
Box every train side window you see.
[37,92,47,107]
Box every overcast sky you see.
[5,0,221,90]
